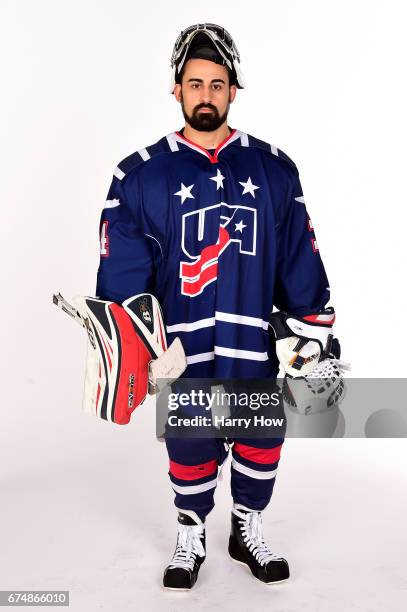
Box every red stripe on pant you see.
[169,459,218,481]
[233,442,283,464]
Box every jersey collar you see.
[167,127,248,164]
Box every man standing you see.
[96,23,334,589]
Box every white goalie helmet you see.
[169,23,246,94]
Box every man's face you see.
[173,58,237,132]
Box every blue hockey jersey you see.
[96,128,330,378]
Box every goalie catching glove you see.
[53,292,187,425]
[269,308,350,413]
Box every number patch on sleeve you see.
[308,216,319,252]
[100,221,109,257]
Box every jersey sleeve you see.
[95,169,157,303]
[273,166,331,315]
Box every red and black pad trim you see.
[86,298,114,339]
[269,307,336,357]
[122,293,168,358]
[108,302,152,422]
[303,312,336,326]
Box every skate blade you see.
[229,554,289,585]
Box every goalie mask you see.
[53,293,186,425]
[169,23,245,93]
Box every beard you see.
[180,94,230,132]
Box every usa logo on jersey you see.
[180,203,257,297]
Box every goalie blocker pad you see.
[53,293,186,425]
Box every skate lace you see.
[168,524,205,572]
[239,511,282,566]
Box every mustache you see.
[195,104,217,112]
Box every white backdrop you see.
[1,1,406,611]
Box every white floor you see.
[1,403,407,612]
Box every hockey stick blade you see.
[52,292,87,329]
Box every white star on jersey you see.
[210,168,225,190]
[174,183,194,204]
[239,176,259,198]
[234,220,247,233]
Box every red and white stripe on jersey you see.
[169,459,218,480]
[232,441,283,480]
[170,477,219,496]
[233,442,283,464]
